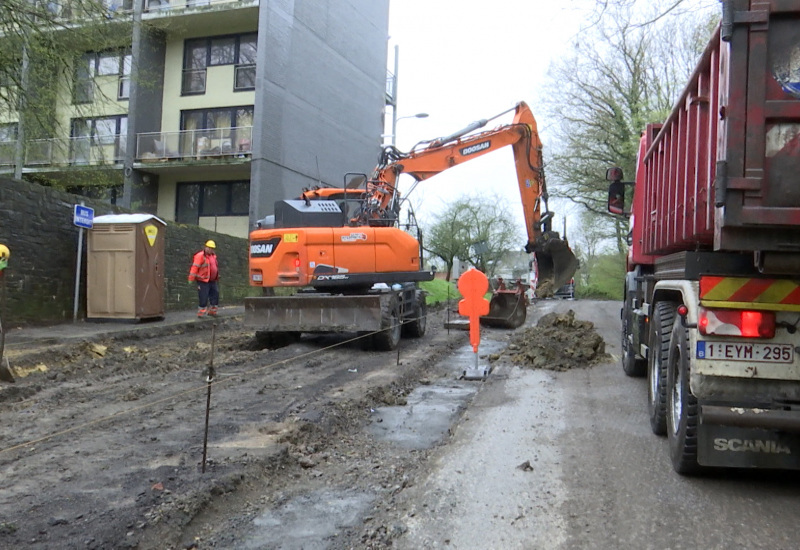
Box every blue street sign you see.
[73,205,94,229]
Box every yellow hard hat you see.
[0,244,9,260]
[205,240,216,249]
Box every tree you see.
[424,193,521,281]
[542,1,718,256]
[587,0,717,27]
[1,0,133,183]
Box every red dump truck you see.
[608,0,800,474]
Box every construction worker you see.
[0,244,8,274]
[188,240,219,317]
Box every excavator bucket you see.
[531,231,580,298]
[480,290,527,329]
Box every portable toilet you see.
[87,214,166,321]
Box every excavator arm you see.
[359,102,577,297]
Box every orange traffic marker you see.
[458,268,490,354]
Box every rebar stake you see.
[201,323,217,473]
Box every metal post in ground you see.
[201,323,217,473]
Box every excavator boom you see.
[364,101,579,301]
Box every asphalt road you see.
[392,299,800,550]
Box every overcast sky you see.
[385,0,718,245]
[385,0,594,240]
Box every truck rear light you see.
[698,307,775,338]
[294,258,301,269]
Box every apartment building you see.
[0,0,392,238]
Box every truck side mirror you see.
[606,167,624,181]
[608,180,626,215]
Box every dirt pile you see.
[498,309,610,371]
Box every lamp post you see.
[389,112,428,146]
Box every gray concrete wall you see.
[250,0,390,224]
[0,177,253,327]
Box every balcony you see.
[136,126,252,162]
[36,0,135,21]
[144,0,256,13]
[25,136,127,167]
[0,127,253,173]
[32,0,254,23]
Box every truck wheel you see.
[648,301,676,436]
[666,319,701,475]
[621,289,646,377]
[373,296,402,351]
[402,293,427,338]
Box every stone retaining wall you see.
[0,177,253,327]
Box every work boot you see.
[209,306,218,317]
[197,308,207,318]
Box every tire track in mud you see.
[0,309,463,550]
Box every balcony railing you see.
[136,126,252,161]
[145,0,254,13]
[36,0,134,22]
[2,127,252,169]
[25,136,127,167]
[0,141,16,167]
[32,0,252,23]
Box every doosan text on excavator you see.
[244,101,578,350]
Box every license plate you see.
[697,341,794,363]
[251,273,263,282]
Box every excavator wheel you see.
[372,294,402,351]
[480,292,527,329]
[401,291,427,338]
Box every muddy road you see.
[2,300,800,549]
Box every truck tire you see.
[621,287,646,377]
[666,319,701,475]
[648,301,676,436]
[373,295,402,351]
[402,292,427,338]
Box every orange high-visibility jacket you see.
[188,250,219,283]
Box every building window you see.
[0,123,18,166]
[71,115,127,164]
[182,33,257,95]
[0,65,19,88]
[103,0,134,14]
[176,181,250,225]
[0,123,18,142]
[73,48,132,103]
[180,106,253,157]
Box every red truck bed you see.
[634,0,800,265]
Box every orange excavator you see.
[245,101,578,348]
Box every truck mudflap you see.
[244,295,382,332]
[698,405,800,469]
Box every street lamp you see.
[389,112,429,146]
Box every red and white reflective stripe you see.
[699,276,800,311]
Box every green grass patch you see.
[420,279,461,305]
